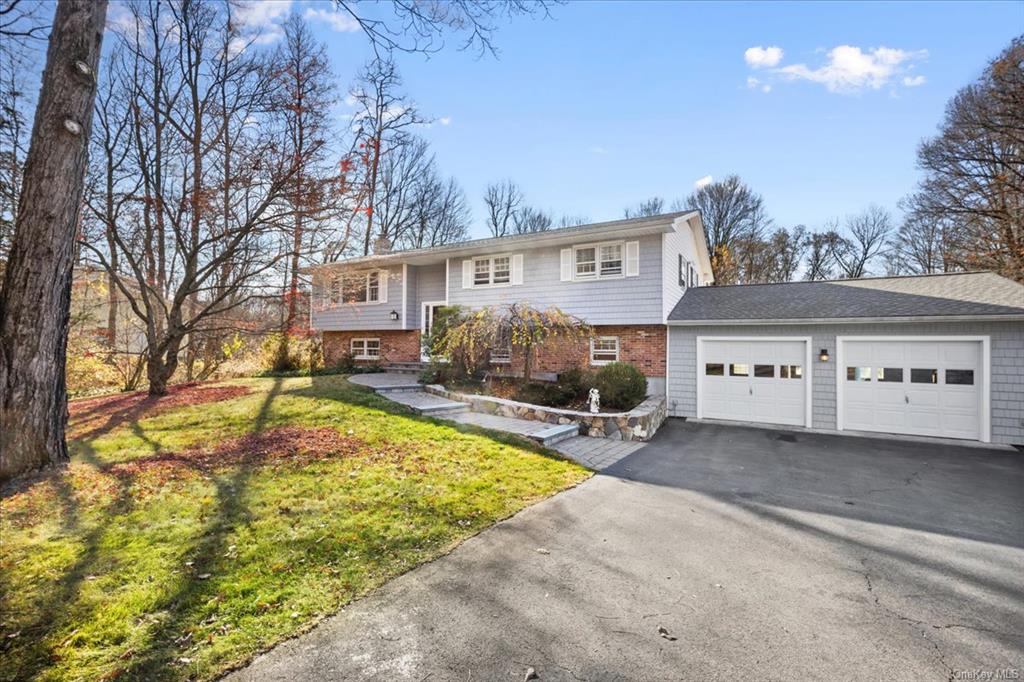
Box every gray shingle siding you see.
[446,234,664,325]
[311,265,403,332]
[402,263,447,330]
[667,320,1024,445]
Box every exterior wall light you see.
[389,310,400,321]
[819,348,830,362]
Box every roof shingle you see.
[667,272,1024,322]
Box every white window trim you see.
[350,337,381,360]
[332,270,384,306]
[468,254,515,288]
[590,336,620,366]
[573,240,626,282]
[835,335,991,443]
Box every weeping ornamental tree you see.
[437,303,591,382]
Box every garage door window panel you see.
[705,363,724,376]
[877,367,904,383]
[911,368,938,384]
[754,364,774,378]
[945,369,974,385]
[730,363,749,377]
[780,365,802,379]
[847,367,872,381]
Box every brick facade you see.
[505,325,667,378]
[322,330,420,366]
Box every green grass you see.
[0,375,589,681]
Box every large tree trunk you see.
[0,0,108,483]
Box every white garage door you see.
[840,339,983,441]
[699,339,809,427]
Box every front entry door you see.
[421,301,445,361]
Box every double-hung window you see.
[575,242,624,280]
[472,256,512,286]
[575,247,597,278]
[590,337,619,365]
[600,244,623,277]
[351,338,380,360]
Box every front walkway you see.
[349,373,644,470]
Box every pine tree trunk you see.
[0,0,109,483]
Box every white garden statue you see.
[588,387,600,414]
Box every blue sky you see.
[118,0,1024,237]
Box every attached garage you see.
[698,338,811,427]
[666,273,1024,446]
[838,337,987,441]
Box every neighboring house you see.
[307,212,713,395]
[308,214,1024,447]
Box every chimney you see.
[373,236,392,254]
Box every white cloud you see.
[438,116,452,126]
[778,45,927,93]
[589,145,608,155]
[746,76,772,94]
[694,175,713,190]
[304,7,360,33]
[228,0,292,53]
[903,74,926,87]
[744,46,784,68]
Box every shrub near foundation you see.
[592,362,647,410]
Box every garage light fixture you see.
[819,348,830,362]
[389,309,400,321]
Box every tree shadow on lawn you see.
[293,373,581,467]
[1,374,585,680]
[0,379,283,681]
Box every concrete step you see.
[529,423,579,447]
[417,402,470,416]
[373,383,425,393]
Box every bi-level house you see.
[307,211,713,395]
[308,212,1024,448]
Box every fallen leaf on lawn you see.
[657,625,677,641]
[197,573,211,580]
[536,548,550,555]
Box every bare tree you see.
[403,169,470,249]
[79,0,306,396]
[901,38,1024,281]
[0,0,49,271]
[803,224,841,281]
[0,0,108,481]
[681,175,772,284]
[350,57,424,254]
[274,14,339,337]
[623,196,665,219]
[831,205,893,278]
[513,205,552,234]
[557,214,589,228]
[333,0,557,58]
[484,179,523,237]
[890,195,957,275]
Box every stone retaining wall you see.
[425,385,667,441]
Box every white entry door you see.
[699,338,810,427]
[420,301,445,361]
[839,338,984,441]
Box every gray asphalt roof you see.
[667,271,1024,322]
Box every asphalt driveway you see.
[226,420,1024,681]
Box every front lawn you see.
[0,375,589,681]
